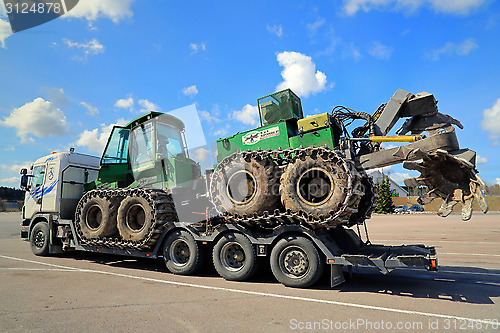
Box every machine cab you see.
[98,112,201,190]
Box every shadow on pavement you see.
[55,251,500,304]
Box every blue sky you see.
[0,0,499,187]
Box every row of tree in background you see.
[0,187,24,212]
[0,187,24,201]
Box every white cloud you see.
[0,2,6,17]
[496,178,500,185]
[1,98,68,143]
[0,176,18,183]
[343,0,485,16]
[233,104,259,125]
[199,105,222,123]
[64,38,105,59]
[193,147,210,162]
[189,43,206,55]
[307,18,326,35]
[67,0,134,23]
[41,87,69,108]
[213,124,230,137]
[342,42,362,61]
[369,166,412,185]
[481,98,500,144]
[369,41,393,60]
[199,110,219,123]
[426,38,478,60]
[0,18,13,49]
[138,99,161,113]
[428,0,485,15]
[276,51,328,97]
[1,162,32,173]
[115,96,134,110]
[390,172,412,184]
[80,101,99,116]
[267,24,283,37]
[476,155,488,164]
[75,118,127,154]
[183,85,199,96]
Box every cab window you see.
[157,122,185,158]
[102,127,130,164]
[130,122,154,165]
[32,165,46,187]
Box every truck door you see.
[24,164,46,219]
[41,162,58,213]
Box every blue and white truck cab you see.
[20,150,99,253]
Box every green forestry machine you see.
[210,89,488,227]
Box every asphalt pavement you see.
[1,211,499,332]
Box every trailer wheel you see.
[270,236,324,288]
[117,196,154,242]
[30,222,50,256]
[211,154,280,216]
[213,232,258,281]
[79,197,118,238]
[163,230,203,275]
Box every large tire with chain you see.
[78,196,118,238]
[211,154,280,216]
[75,188,177,250]
[280,150,363,225]
[117,196,155,242]
[270,235,324,288]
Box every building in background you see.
[367,170,409,197]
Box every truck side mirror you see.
[20,168,29,190]
[20,174,28,190]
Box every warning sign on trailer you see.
[242,126,280,145]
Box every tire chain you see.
[74,188,178,250]
[210,146,370,229]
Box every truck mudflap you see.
[327,244,437,286]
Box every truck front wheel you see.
[212,232,258,281]
[163,230,203,275]
[30,222,50,256]
[270,236,324,288]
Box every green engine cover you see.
[216,121,293,162]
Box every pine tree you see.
[375,177,395,214]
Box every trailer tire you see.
[211,155,280,216]
[79,197,119,239]
[213,232,258,281]
[30,221,50,256]
[270,236,324,288]
[117,196,154,242]
[163,230,203,275]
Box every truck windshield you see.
[32,165,46,187]
[157,122,185,158]
[102,127,130,164]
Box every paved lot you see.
[1,212,499,332]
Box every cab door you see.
[24,164,46,219]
